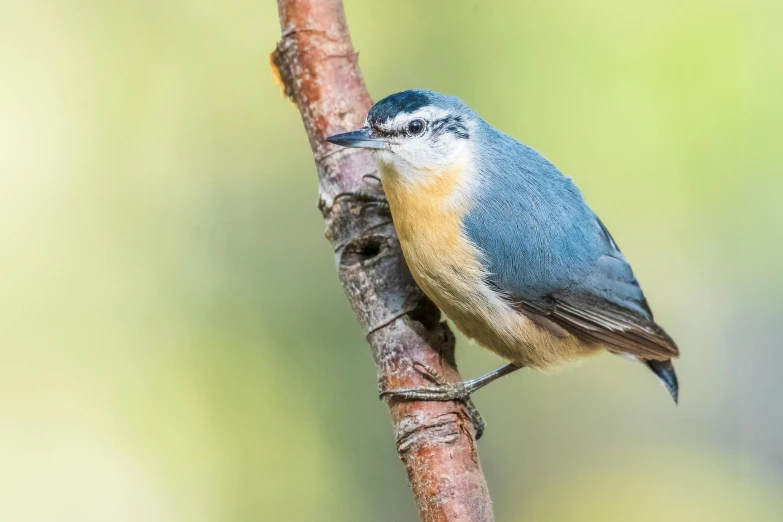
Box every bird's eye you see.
[407,119,425,136]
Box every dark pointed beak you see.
[326,127,388,149]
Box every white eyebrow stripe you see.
[377,107,452,133]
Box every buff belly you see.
[379,161,600,371]
[405,246,599,371]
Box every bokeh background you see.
[2,0,783,520]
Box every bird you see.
[326,89,679,404]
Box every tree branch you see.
[271,1,494,520]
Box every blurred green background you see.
[2,0,783,520]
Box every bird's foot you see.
[379,362,489,439]
[379,362,470,401]
[379,362,523,440]
[379,383,469,401]
[380,362,522,402]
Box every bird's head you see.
[327,90,477,181]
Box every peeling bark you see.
[272,1,494,520]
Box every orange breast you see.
[380,164,481,307]
[379,161,600,371]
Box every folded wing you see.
[504,217,678,360]
[465,134,678,360]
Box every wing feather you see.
[514,288,679,360]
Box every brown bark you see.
[271,1,494,521]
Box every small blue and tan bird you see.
[327,89,680,404]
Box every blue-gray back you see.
[463,123,631,304]
[462,121,680,360]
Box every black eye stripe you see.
[430,120,445,131]
[431,116,469,140]
[371,115,469,140]
[373,127,404,138]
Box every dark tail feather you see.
[646,359,679,404]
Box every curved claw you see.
[378,363,521,440]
